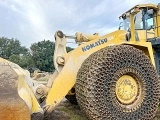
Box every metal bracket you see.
[54,31,67,72]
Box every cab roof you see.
[120,3,158,18]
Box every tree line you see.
[0,37,73,72]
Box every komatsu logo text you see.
[82,38,107,52]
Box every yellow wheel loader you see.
[0,3,160,120]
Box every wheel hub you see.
[116,75,138,104]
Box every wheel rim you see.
[116,75,138,105]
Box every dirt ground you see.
[43,99,88,120]
[154,110,160,120]
[43,98,160,120]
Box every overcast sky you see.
[0,0,159,48]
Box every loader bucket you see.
[0,58,30,120]
[0,58,44,120]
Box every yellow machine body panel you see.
[137,30,155,42]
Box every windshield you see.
[134,9,154,30]
[119,16,130,31]
[143,9,154,30]
[120,9,154,31]
[134,10,143,29]
[123,17,130,31]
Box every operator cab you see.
[119,4,160,42]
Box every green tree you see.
[30,40,55,72]
[0,37,28,59]
[20,55,35,68]
[9,53,35,69]
[8,54,20,65]
[66,46,74,53]
[0,37,35,69]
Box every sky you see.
[0,0,159,48]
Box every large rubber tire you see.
[76,45,160,120]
